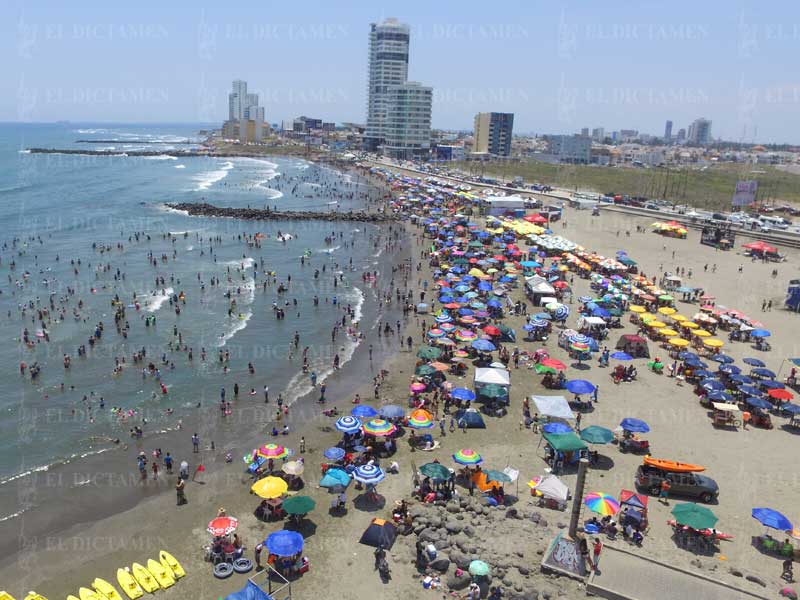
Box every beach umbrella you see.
[430,361,451,371]
[455,329,478,342]
[427,328,446,339]
[478,384,507,399]
[707,390,734,402]
[730,374,754,385]
[484,469,512,484]
[351,405,379,419]
[417,346,442,360]
[534,363,558,375]
[738,384,763,397]
[541,358,567,371]
[752,507,793,532]
[745,396,773,410]
[761,381,785,392]
[451,387,476,402]
[658,306,676,315]
[679,351,698,360]
[468,560,491,577]
[669,338,689,347]
[671,503,718,530]
[438,322,456,333]
[410,382,427,394]
[257,443,289,460]
[552,305,570,321]
[319,468,351,489]
[408,409,435,429]
[207,516,239,537]
[584,492,621,516]
[769,388,794,401]
[620,418,650,433]
[282,495,316,515]
[694,369,716,379]
[569,333,593,345]
[743,357,766,367]
[483,325,501,336]
[379,405,405,419]
[453,449,483,465]
[282,460,305,476]
[419,462,451,480]
[353,463,386,486]
[752,367,777,379]
[472,339,497,352]
[629,305,646,314]
[610,352,633,361]
[362,418,397,437]
[578,295,593,303]
[251,476,288,499]
[711,354,735,364]
[751,329,771,338]
[693,329,711,338]
[335,415,362,434]
[534,312,552,320]
[703,338,724,349]
[323,447,346,461]
[543,422,572,434]
[700,379,724,392]
[566,379,596,395]
[580,425,615,445]
[416,364,438,376]
[719,364,741,375]
[265,530,304,557]
[660,328,679,337]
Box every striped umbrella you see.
[439,322,456,333]
[427,328,446,339]
[584,492,620,516]
[257,443,289,460]
[353,463,386,486]
[408,409,435,429]
[553,305,570,321]
[455,329,478,342]
[435,314,453,323]
[571,342,590,353]
[453,449,483,465]
[569,333,592,345]
[362,418,397,437]
[335,415,362,434]
[529,318,548,328]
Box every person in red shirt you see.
[593,538,603,572]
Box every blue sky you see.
[2,1,799,143]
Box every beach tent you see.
[531,395,575,420]
[359,518,397,549]
[474,367,511,387]
[543,432,587,453]
[535,475,569,502]
[615,334,650,358]
[454,408,486,429]
[225,581,274,600]
[742,240,777,255]
[525,275,556,302]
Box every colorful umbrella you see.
[427,328,446,339]
[251,476,288,499]
[207,516,239,537]
[362,418,397,437]
[257,443,289,460]
[408,409,434,429]
[541,358,567,370]
[451,387,476,401]
[453,449,483,465]
[584,492,620,516]
[455,329,478,342]
[410,382,427,394]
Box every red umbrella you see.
[553,281,568,289]
[768,388,794,401]
[742,240,777,254]
[482,325,501,336]
[208,516,239,536]
[541,358,567,371]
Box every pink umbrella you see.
[410,382,426,394]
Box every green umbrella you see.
[468,241,484,248]
[282,495,316,515]
[419,462,451,480]
[453,257,470,265]
[484,469,512,484]
[468,560,491,577]
[416,364,437,376]
[478,384,507,399]
[671,503,718,530]
[534,364,557,375]
[658,294,674,302]
[580,425,615,445]
[417,346,442,360]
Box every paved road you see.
[588,546,770,600]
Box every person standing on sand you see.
[592,538,603,572]
[264,385,269,403]
[192,433,199,453]
[152,460,159,480]
[659,478,671,504]
[175,477,186,505]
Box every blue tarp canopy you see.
[225,581,274,600]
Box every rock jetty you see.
[166,202,398,223]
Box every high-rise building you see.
[591,127,605,142]
[226,79,265,143]
[687,118,712,145]
[382,82,432,160]
[664,120,673,142]
[473,112,514,156]
[580,127,589,137]
[676,128,686,142]
[364,18,410,151]
[229,80,248,121]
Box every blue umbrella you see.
[472,339,497,352]
[743,357,766,367]
[566,380,597,395]
[319,467,351,489]
[439,295,455,303]
[752,508,793,531]
[521,261,542,268]
[534,312,552,320]
[578,295,593,303]
[620,418,650,433]
[678,351,698,360]
[478,281,493,291]
[745,397,772,410]
[752,367,776,379]
[352,405,379,419]
[685,358,708,369]
[451,388,476,402]
[553,305,571,321]
[543,422,572,434]
[487,298,503,308]
[730,374,753,384]
[569,333,593,345]
[751,329,771,338]
[592,307,611,319]
[379,405,406,419]
[783,404,800,415]
[610,352,633,361]
[265,530,305,557]
[760,380,785,390]
[694,370,716,379]
[353,463,386,486]
[738,385,763,397]
[719,364,741,375]
[711,354,735,364]
[335,415,362,434]
[700,379,724,391]
[324,447,346,461]
[707,390,734,402]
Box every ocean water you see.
[0,123,396,498]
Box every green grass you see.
[452,160,800,211]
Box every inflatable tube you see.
[233,558,253,574]
[213,562,233,579]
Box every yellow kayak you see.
[92,578,123,600]
[146,559,175,589]
[159,550,185,579]
[78,588,102,600]
[115,568,143,600]
[0,593,16,600]
[130,563,158,594]
[23,594,47,600]
[67,596,80,600]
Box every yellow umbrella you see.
[640,313,655,322]
[671,314,687,322]
[693,329,711,337]
[251,476,288,499]
[703,338,724,348]
[468,268,485,278]
[660,328,679,337]
[629,305,646,313]
[669,338,690,347]
[648,321,666,328]
[658,307,676,316]
[681,321,699,329]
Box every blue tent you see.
[225,581,274,600]
[454,409,486,429]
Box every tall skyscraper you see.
[687,118,712,145]
[226,79,265,143]
[676,128,686,142]
[229,80,248,121]
[664,120,673,142]
[364,18,411,151]
[473,112,514,156]
[382,82,432,160]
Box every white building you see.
[229,80,248,121]
[364,18,410,151]
[687,118,712,145]
[382,82,432,160]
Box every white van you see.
[759,215,789,230]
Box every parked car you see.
[635,465,719,503]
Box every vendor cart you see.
[711,402,741,428]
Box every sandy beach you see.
[3,168,799,600]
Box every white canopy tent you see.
[531,395,575,420]
[535,475,569,502]
[474,367,511,387]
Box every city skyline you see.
[4,2,800,143]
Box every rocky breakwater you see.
[166,202,398,223]
[406,496,583,599]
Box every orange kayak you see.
[643,457,705,472]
